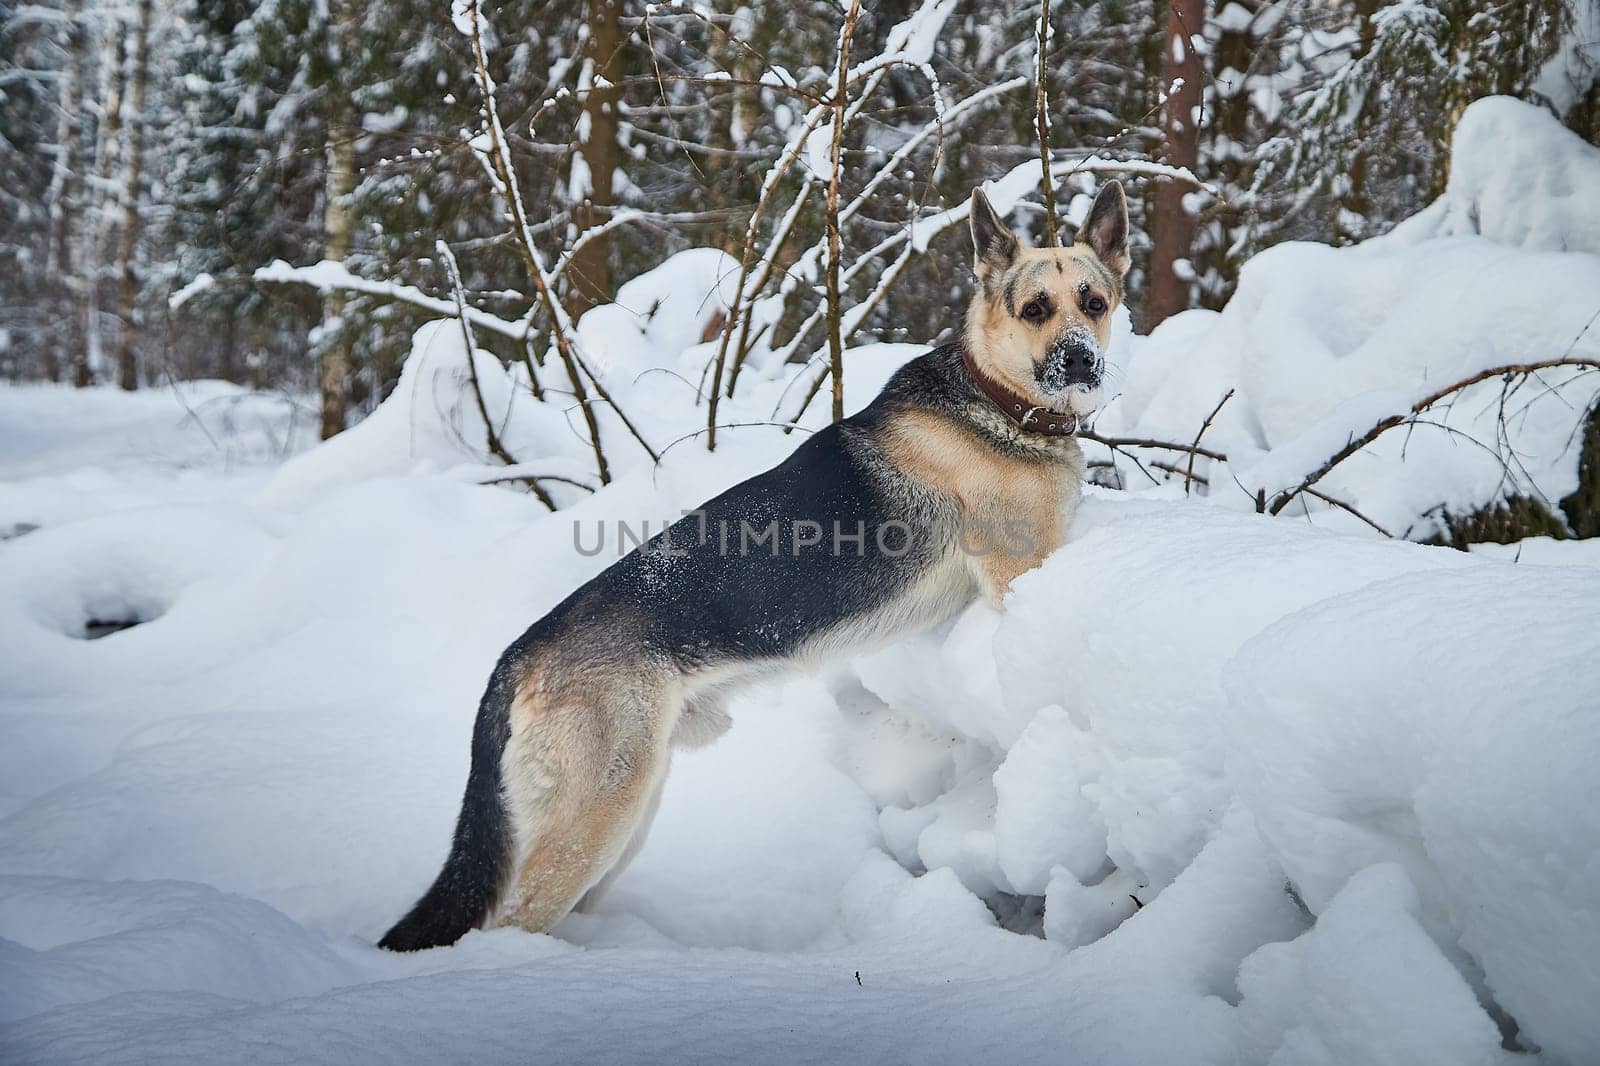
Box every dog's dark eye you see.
[1083,294,1108,317]
[1020,298,1051,323]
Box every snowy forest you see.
[3,0,1595,414]
[4,0,1600,1063]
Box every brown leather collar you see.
[961,345,1079,436]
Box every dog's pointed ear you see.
[969,188,1019,288]
[1079,180,1130,278]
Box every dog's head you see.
[963,181,1129,417]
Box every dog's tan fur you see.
[882,408,1084,606]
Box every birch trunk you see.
[43,0,83,384]
[319,119,357,439]
[115,0,153,391]
[81,16,127,387]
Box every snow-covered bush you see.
[1093,97,1600,544]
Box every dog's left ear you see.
[1079,180,1130,278]
[970,188,1019,290]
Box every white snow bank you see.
[1225,561,1600,1064]
[0,877,362,1024]
[576,247,741,382]
[1236,864,1516,1066]
[257,320,585,510]
[1099,96,1600,540]
[0,381,312,532]
[3,381,1596,1064]
[1388,96,1600,256]
[9,105,1600,1059]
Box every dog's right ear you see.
[970,188,1019,290]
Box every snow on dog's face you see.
[964,182,1129,416]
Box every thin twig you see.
[1078,429,1228,462]
[1184,387,1233,494]
[463,0,614,483]
[437,240,557,511]
[825,0,865,423]
[1034,0,1060,246]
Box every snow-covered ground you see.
[3,367,1598,1065]
[3,96,1599,1064]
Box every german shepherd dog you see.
[379,181,1130,950]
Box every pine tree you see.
[1264,0,1570,245]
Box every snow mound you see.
[1225,561,1600,1064]
[0,381,311,532]
[1134,234,1598,533]
[1236,864,1515,1066]
[0,505,282,689]
[7,104,1600,1059]
[1389,96,1600,256]
[3,380,1596,1063]
[258,320,571,510]
[577,247,741,383]
[1100,107,1600,540]
[0,877,361,1024]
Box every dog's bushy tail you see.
[379,666,517,952]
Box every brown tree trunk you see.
[565,0,623,318]
[114,0,153,391]
[1339,0,1380,243]
[1145,0,1203,330]
[319,118,356,439]
[1197,0,1258,309]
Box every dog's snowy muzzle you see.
[1037,331,1104,394]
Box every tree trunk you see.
[80,15,127,388]
[319,118,356,439]
[1145,0,1203,330]
[115,0,153,391]
[565,0,623,317]
[43,0,84,384]
[1197,0,1259,309]
[1338,0,1380,244]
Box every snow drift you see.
[1097,96,1600,541]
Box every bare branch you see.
[1034,0,1060,246]
[1267,358,1600,515]
[437,239,557,512]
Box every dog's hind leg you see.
[573,684,735,914]
[495,682,677,935]
[573,770,666,914]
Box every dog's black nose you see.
[1061,342,1097,381]
[1037,336,1102,393]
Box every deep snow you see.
[4,94,1600,1066]
[2,370,1598,1065]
